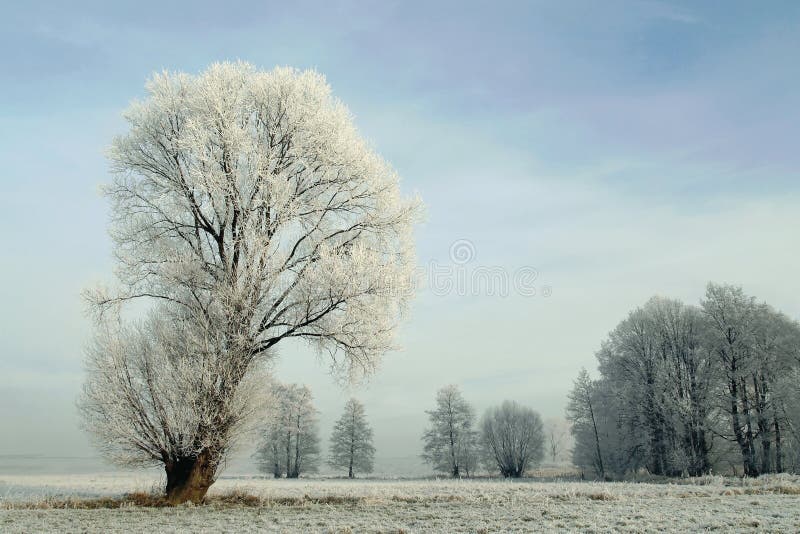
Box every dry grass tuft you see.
[391,494,464,503]
[124,491,170,507]
[772,485,800,495]
[0,490,371,510]
[210,490,263,507]
[580,491,617,501]
[0,492,170,510]
[718,484,800,496]
[259,494,363,507]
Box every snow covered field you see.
[3,473,800,532]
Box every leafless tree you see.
[81,62,420,503]
[421,385,479,478]
[702,283,800,476]
[566,368,606,479]
[543,418,571,464]
[328,398,375,478]
[591,297,715,477]
[480,401,544,478]
[256,383,320,478]
[570,284,800,479]
[80,309,269,497]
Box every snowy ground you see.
[2,473,800,532]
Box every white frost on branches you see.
[255,383,320,478]
[79,309,270,467]
[328,398,375,477]
[80,62,421,475]
[421,385,480,478]
[480,401,544,478]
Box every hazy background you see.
[2,0,799,475]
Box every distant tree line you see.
[567,283,800,479]
[255,383,549,479]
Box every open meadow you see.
[3,473,800,532]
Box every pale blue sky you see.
[1,1,799,472]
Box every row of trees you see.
[255,385,375,478]
[252,383,550,480]
[421,385,546,478]
[567,283,800,479]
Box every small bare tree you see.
[566,368,606,480]
[543,418,571,464]
[328,398,375,478]
[421,385,479,478]
[480,401,544,478]
[255,383,320,478]
[81,62,420,503]
[257,430,284,479]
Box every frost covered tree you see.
[480,401,544,478]
[328,398,375,478]
[257,428,285,479]
[80,62,420,503]
[543,418,571,464]
[282,385,320,478]
[592,297,714,477]
[701,284,761,476]
[421,385,479,478]
[748,304,799,474]
[570,284,800,479]
[255,383,320,478]
[566,369,606,479]
[80,309,269,493]
[702,283,800,476]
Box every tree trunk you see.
[165,449,217,504]
[348,444,354,478]
[688,363,710,476]
[754,375,772,474]
[760,435,772,474]
[586,393,605,480]
[448,414,459,479]
[285,431,292,478]
[740,377,759,476]
[774,415,783,473]
[294,416,301,477]
[349,423,355,479]
[730,375,758,477]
